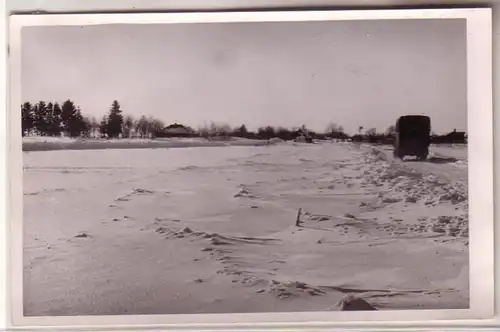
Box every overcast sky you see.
[22,18,467,135]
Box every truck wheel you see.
[416,153,427,161]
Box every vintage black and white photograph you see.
[9,8,494,327]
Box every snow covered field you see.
[22,141,468,316]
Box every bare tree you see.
[135,115,149,138]
[81,116,92,138]
[365,128,377,136]
[122,115,135,138]
[385,125,396,135]
[99,116,108,138]
[325,122,339,134]
[197,124,211,138]
[148,116,165,138]
[217,123,232,137]
[90,116,99,138]
[203,122,232,137]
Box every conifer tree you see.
[106,100,124,138]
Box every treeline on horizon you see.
[21,100,467,144]
[194,123,350,141]
[21,100,165,139]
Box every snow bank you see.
[362,146,468,240]
[268,137,286,145]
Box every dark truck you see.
[393,115,431,160]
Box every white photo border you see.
[7,7,494,329]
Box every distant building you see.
[158,123,197,138]
[431,129,466,144]
[445,130,466,144]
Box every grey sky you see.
[22,18,467,135]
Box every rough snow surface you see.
[23,141,468,316]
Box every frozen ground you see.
[23,141,468,316]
